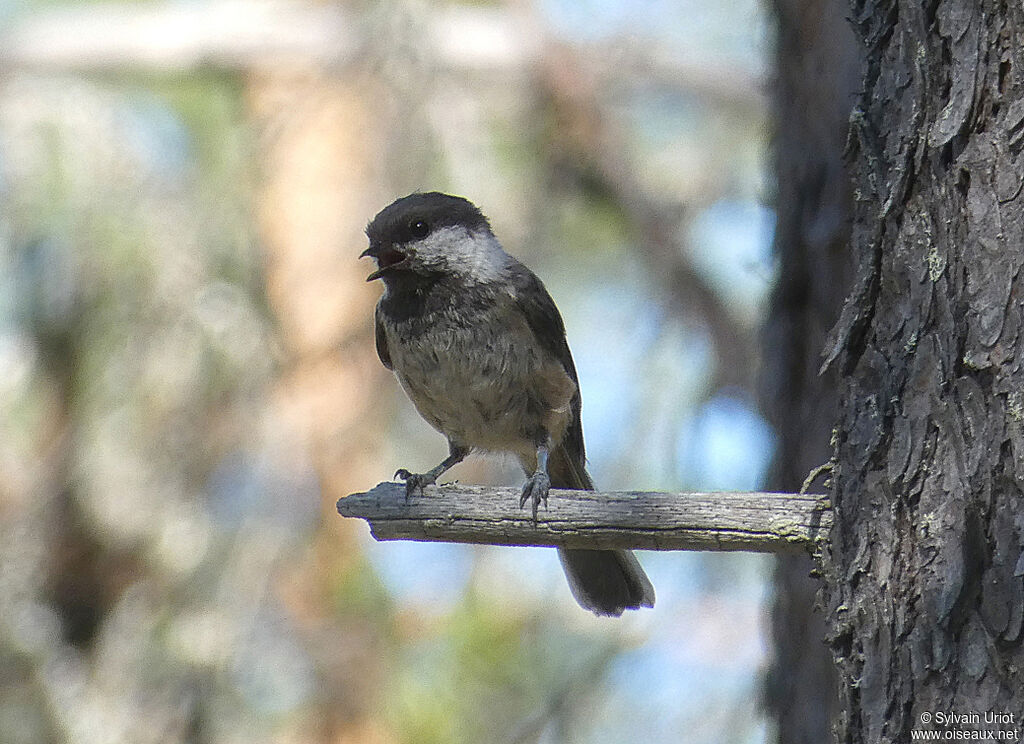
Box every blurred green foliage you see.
[0,1,775,742]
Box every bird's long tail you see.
[547,445,655,616]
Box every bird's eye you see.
[410,219,430,239]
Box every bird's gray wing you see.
[510,268,586,473]
[374,303,393,370]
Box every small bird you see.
[361,192,654,616]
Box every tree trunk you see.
[823,1,1024,741]
[248,67,392,737]
[761,0,859,740]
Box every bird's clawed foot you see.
[395,468,434,499]
[519,471,550,522]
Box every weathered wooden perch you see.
[337,483,832,553]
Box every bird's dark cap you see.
[364,192,492,249]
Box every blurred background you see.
[0,0,785,742]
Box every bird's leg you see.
[519,442,551,522]
[395,443,468,499]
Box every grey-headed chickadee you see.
[362,192,653,616]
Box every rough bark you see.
[823,1,1024,741]
[338,484,830,552]
[761,0,859,740]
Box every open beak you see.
[360,244,407,282]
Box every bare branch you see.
[0,0,762,118]
[338,483,830,553]
[0,1,359,71]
